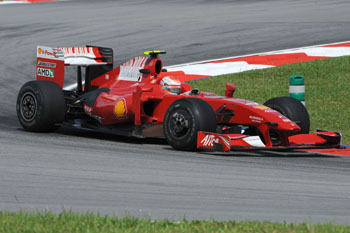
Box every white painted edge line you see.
[0,1,29,4]
[166,40,350,69]
[0,0,67,4]
[167,62,274,76]
[63,41,350,90]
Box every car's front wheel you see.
[264,96,310,135]
[164,98,216,151]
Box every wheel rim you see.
[20,92,37,122]
[169,111,191,139]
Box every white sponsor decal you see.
[245,102,259,106]
[37,46,64,60]
[118,56,147,82]
[38,61,56,68]
[200,135,219,147]
[243,136,265,147]
[249,115,263,123]
[37,68,54,78]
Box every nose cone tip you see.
[288,123,301,131]
[277,121,301,131]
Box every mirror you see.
[225,83,235,97]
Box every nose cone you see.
[264,112,301,131]
[278,120,301,131]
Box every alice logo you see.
[200,135,219,147]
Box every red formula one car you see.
[16,45,343,152]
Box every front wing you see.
[197,129,344,152]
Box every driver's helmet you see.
[160,76,181,94]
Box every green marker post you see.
[289,75,305,105]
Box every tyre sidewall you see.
[17,82,45,131]
[164,100,198,150]
[16,81,65,132]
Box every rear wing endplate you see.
[36,45,113,88]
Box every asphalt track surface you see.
[1,0,350,224]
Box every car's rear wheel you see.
[16,80,66,132]
[164,98,216,151]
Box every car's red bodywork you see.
[33,45,344,152]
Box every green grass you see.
[189,56,350,145]
[1,211,350,233]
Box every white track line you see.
[168,62,273,76]
[168,40,350,69]
[0,1,28,4]
[0,0,66,4]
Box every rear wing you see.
[36,45,113,88]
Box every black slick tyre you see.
[264,96,310,135]
[164,98,216,151]
[16,80,66,132]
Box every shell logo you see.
[254,105,269,110]
[114,99,127,119]
[38,48,42,54]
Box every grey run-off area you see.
[0,0,350,224]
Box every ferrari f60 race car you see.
[16,45,343,152]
